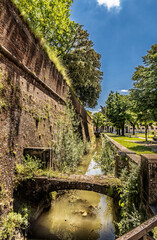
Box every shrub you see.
[0,211,28,239]
[116,166,145,237]
[52,96,87,173]
[15,155,42,181]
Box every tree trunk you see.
[118,129,120,135]
[145,125,148,141]
[122,123,125,136]
[133,125,135,135]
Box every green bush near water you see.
[0,209,29,239]
[116,166,146,237]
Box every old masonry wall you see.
[0,0,94,213]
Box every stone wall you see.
[141,154,157,207]
[0,0,94,212]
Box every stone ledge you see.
[105,134,136,155]
[104,134,141,164]
[116,215,157,240]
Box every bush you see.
[0,211,28,239]
[116,166,145,237]
[15,155,42,181]
[52,96,87,173]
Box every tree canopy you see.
[92,112,105,133]
[129,44,157,140]
[13,0,103,108]
[13,0,76,57]
[63,25,103,108]
[105,91,128,135]
[130,44,157,120]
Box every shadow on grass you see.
[128,145,154,153]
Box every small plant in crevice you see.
[0,71,8,112]
[116,165,146,237]
[94,135,117,175]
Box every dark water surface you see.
[29,139,115,240]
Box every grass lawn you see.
[106,133,157,155]
[135,133,155,139]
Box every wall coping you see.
[104,134,141,164]
[116,215,157,240]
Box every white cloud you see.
[119,89,129,93]
[90,109,101,114]
[97,0,121,10]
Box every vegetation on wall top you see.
[11,0,103,108]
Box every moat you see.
[28,140,115,240]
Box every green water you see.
[30,139,115,240]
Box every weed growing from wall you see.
[52,96,86,173]
[0,70,8,112]
[15,155,42,185]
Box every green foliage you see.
[108,134,156,154]
[0,71,8,112]
[105,91,128,135]
[63,25,103,108]
[0,210,28,239]
[94,135,117,174]
[116,204,143,237]
[116,166,145,237]
[12,1,103,108]
[130,44,157,140]
[53,97,86,172]
[15,155,42,182]
[12,0,75,57]
[92,112,105,133]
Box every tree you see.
[13,0,76,57]
[126,110,138,135]
[125,98,139,135]
[105,91,128,136]
[13,2,103,107]
[92,112,105,134]
[130,44,157,140]
[130,44,157,121]
[63,25,103,108]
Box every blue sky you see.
[70,0,157,112]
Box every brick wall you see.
[0,0,94,212]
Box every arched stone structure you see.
[16,175,121,203]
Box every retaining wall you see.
[0,0,94,212]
